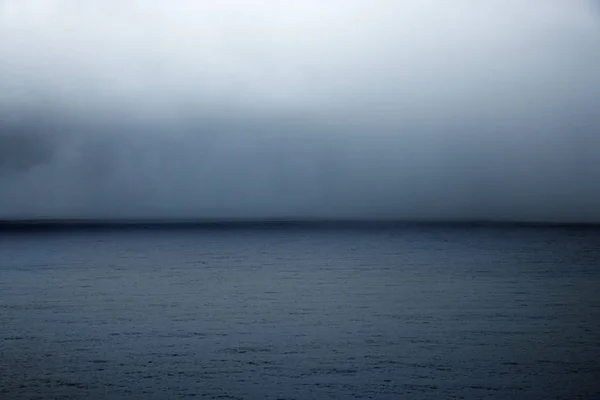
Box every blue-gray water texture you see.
[1,225,599,399]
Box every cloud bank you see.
[1,1,600,222]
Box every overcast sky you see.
[1,1,599,222]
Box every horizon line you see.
[1,217,599,231]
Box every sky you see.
[1,0,600,222]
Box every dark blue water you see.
[1,225,599,399]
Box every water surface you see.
[1,224,599,399]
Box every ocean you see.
[1,223,599,399]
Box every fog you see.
[1,1,599,222]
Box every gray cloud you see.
[1,1,600,222]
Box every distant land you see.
[1,218,599,231]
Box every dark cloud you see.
[1,1,599,222]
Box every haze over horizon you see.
[1,1,600,223]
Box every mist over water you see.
[1,1,600,221]
[2,5,600,399]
